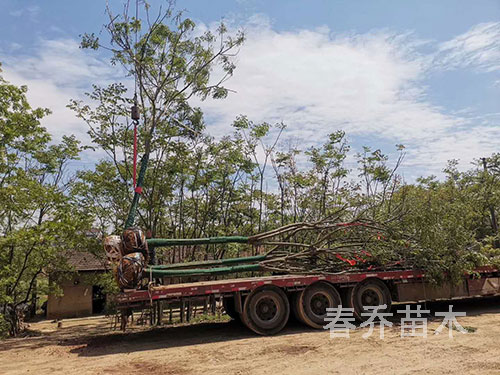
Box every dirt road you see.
[1,297,499,375]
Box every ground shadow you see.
[0,320,112,353]
[1,295,498,356]
[72,295,500,357]
[69,319,317,357]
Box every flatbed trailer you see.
[116,266,500,335]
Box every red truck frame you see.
[116,266,500,335]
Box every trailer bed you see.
[117,266,499,305]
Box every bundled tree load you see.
[103,235,122,263]
[104,207,499,290]
[104,227,149,289]
[121,227,149,262]
[117,253,146,290]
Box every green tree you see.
[306,131,350,217]
[73,1,244,230]
[233,116,285,231]
[0,69,92,336]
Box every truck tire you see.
[241,286,289,335]
[291,291,307,324]
[349,278,392,321]
[298,282,342,329]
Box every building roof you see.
[66,250,108,272]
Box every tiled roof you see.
[66,250,108,271]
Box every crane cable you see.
[131,0,140,189]
[125,0,148,228]
[132,95,139,189]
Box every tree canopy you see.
[0,66,98,336]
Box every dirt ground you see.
[1,297,499,375]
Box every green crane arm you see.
[145,263,262,277]
[149,254,267,270]
[147,236,249,247]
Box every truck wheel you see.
[291,291,307,324]
[241,286,289,335]
[299,282,342,329]
[223,297,240,322]
[350,279,392,321]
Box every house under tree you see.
[47,251,108,319]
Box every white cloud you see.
[1,18,498,178]
[1,38,123,157]
[435,22,500,72]
[203,20,430,136]
[194,18,483,174]
[9,5,40,19]
[404,125,500,176]
[9,9,23,17]
[191,17,500,177]
[5,39,117,88]
[9,42,22,51]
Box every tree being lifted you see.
[78,0,245,233]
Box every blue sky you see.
[1,0,499,179]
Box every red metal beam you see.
[116,266,498,305]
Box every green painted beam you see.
[125,153,149,228]
[150,255,267,270]
[147,236,249,247]
[145,263,262,277]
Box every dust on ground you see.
[1,297,499,375]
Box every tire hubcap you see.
[310,293,330,317]
[256,297,278,321]
[361,288,382,306]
